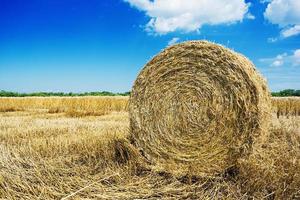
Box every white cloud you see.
[281,25,300,38]
[271,60,283,67]
[267,37,278,43]
[246,13,255,20]
[293,49,300,65]
[271,53,286,66]
[124,0,251,35]
[260,50,300,67]
[168,37,180,46]
[264,0,300,38]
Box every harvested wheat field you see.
[0,96,299,199]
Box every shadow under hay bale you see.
[129,40,271,177]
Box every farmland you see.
[0,96,299,199]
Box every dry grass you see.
[0,96,299,199]
[0,96,298,118]
[238,117,300,199]
[272,97,300,118]
[0,96,128,117]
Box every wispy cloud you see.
[260,50,300,67]
[246,13,255,20]
[281,25,300,38]
[271,59,284,67]
[168,37,180,46]
[294,49,300,66]
[267,37,278,43]
[124,0,252,35]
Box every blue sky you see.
[0,0,299,92]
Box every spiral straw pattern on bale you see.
[129,41,271,176]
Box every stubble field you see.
[0,97,299,199]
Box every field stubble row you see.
[1,96,299,117]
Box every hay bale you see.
[129,41,271,176]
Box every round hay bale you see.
[129,40,271,176]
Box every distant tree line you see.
[0,90,130,97]
[0,89,299,97]
[271,89,300,97]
